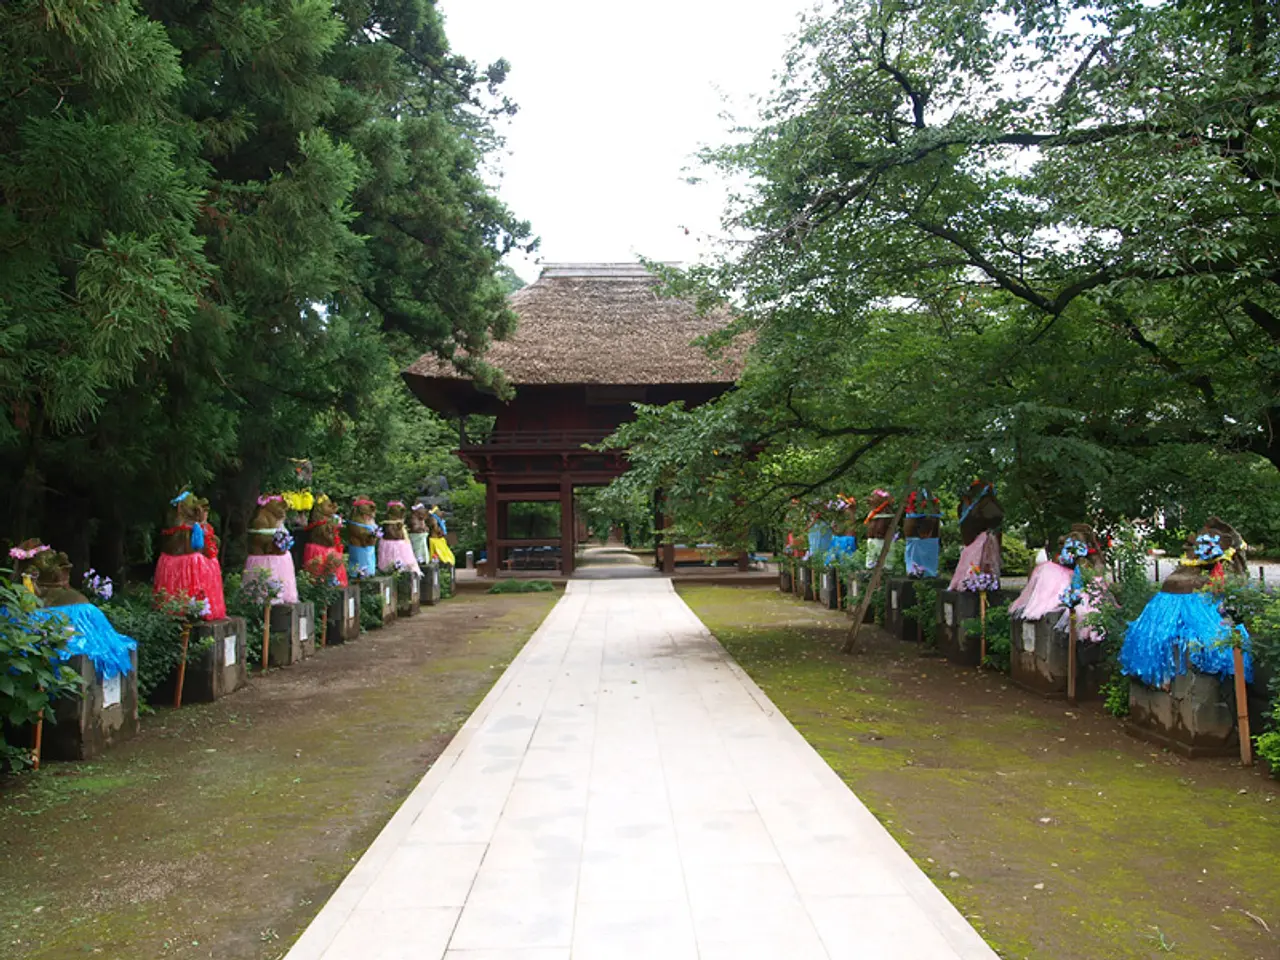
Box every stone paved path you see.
[286,580,998,959]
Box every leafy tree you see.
[0,0,532,578]
[607,0,1280,548]
[0,0,209,536]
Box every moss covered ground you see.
[0,591,558,960]
[679,585,1280,960]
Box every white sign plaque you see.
[891,591,899,610]
[224,634,237,666]
[102,674,122,708]
[300,617,309,641]
[1022,621,1037,652]
[943,603,954,626]
[347,596,356,619]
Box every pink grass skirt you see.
[1009,561,1072,621]
[303,543,349,587]
[378,538,421,575]
[947,531,1002,591]
[154,552,226,620]
[244,553,299,605]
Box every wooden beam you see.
[560,476,575,576]
[484,480,498,580]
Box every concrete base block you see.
[885,578,915,639]
[396,574,421,617]
[327,587,361,644]
[44,651,139,761]
[1126,672,1239,758]
[798,566,815,602]
[819,570,843,610]
[421,565,442,606]
[155,618,247,704]
[366,576,397,625]
[937,590,1012,667]
[1009,613,1106,700]
[268,602,315,667]
[845,573,876,623]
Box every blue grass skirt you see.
[808,523,833,561]
[25,603,137,682]
[347,544,377,578]
[1120,591,1252,687]
[827,535,857,564]
[904,537,940,578]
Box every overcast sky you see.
[439,1,818,282]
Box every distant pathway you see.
[287,579,997,959]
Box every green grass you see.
[679,585,1280,960]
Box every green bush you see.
[902,579,941,647]
[440,565,454,599]
[360,587,384,633]
[100,588,192,704]
[487,579,555,594]
[0,577,84,770]
[962,602,1012,672]
[1257,702,1280,775]
[1001,537,1036,577]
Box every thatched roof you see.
[403,263,743,412]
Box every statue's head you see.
[1056,523,1104,571]
[408,502,428,533]
[309,494,338,524]
[252,494,288,527]
[350,498,377,525]
[957,479,1003,546]
[384,500,408,523]
[1162,517,1247,594]
[863,488,894,538]
[10,539,82,605]
[903,488,942,539]
[165,488,202,528]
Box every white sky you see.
[440,1,818,282]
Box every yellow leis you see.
[1178,545,1242,568]
[283,489,315,511]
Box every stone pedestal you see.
[155,618,247,704]
[422,565,442,606]
[397,574,421,617]
[1247,657,1275,745]
[819,570,843,610]
[798,566,815,602]
[367,576,397,626]
[844,573,876,623]
[1126,671,1239,758]
[885,578,915,639]
[1009,613,1107,700]
[937,590,1011,667]
[44,651,139,761]
[327,586,361,644]
[779,567,793,594]
[268,602,315,667]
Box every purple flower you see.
[960,571,1000,593]
[83,568,114,603]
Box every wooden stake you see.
[1233,645,1253,767]
[842,463,917,655]
[173,622,192,709]
[261,604,271,674]
[979,590,988,668]
[31,709,43,772]
[1067,609,1079,705]
[836,573,844,611]
[320,606,328,649]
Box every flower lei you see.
[864,492,893,524]
[273,528,295,553]
[1057,536,1092,568]
[9,544,50,561]
[256,494,284,507]
[960,567,1000,593]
